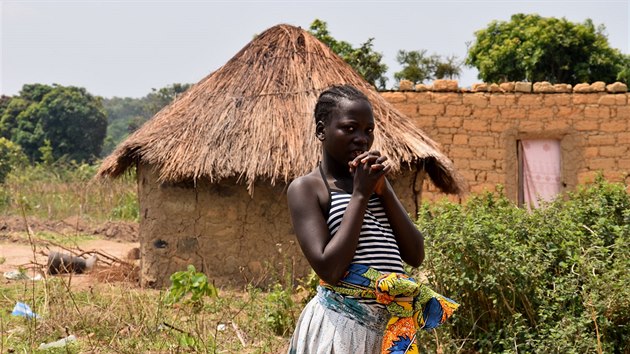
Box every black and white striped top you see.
[327,190,405,275]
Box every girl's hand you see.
[348,151,391,196]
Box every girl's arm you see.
[287,163,385,284]
[377,178,425,267]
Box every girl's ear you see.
[315,121,326,141]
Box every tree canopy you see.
[394,50,462,85]
[0,84,107,163]
[101,83,192,156]
[309,19,388,89]
[466,13,627,84]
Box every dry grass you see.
[0,276,295,353]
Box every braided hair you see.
[314,85,370,126]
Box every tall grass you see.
[0,162,138,222]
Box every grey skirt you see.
[288,286,389,354]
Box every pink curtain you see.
[520,139,562,209]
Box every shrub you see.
[0,137,27,183]
[264,283,296,336]
[414,178,629,353]
[165,265,218,309]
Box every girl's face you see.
[320,98,375,165]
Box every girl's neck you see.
[320,155,352,187]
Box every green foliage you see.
[466,13,627,84]
[394,50,434,84]
[109,188,139,221]
[144,83,192,116]
[19,83,55,102]
[394,50,462,85]
[296,269,320,305]
[309,19,388,89]
[414,177,629,353]
[165,265,218,308]
[0,161,138,222]
[39,139,54,165]
[264,284,296,336]
[0,137,27,183]
[0,97,30,139]
[615,54,630,84]
[434,55,462,80]
[0,84,107,163]
[101,83,191,156]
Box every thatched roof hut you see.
[97,24,464,287]
[98,24,463,194]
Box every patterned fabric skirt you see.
[288,287,390,354]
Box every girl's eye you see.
[366,128,374,134]
[344,126,355,133]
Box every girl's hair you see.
[314,85,370,125]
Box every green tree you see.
[616,54,630,84]
[434,55,462,80]
[309,19,388,89]
[101,83,191,156]
[466,14,627,84]
[394,50,462,85]
[19,83,54,102]
[144,83,192,116]
[0,137,27,183]
[308,19,353,58]
[394,49,436,84]
[3,84,107,163]
[0,97,30,139]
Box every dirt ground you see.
[0,215,140,288]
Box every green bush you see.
[165,265,218,309]
[0,137,28,183]
[264,283,296,336]
[414,178,629,353]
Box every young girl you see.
[287,85,456,354]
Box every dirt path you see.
[1,239,140,289]
[1,215,140,288]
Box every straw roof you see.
[97,24,464,195]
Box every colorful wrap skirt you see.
[288,264,459,354]
[288,286,388,354]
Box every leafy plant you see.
[413,177,629,353]
[0,137,27,183]
[264,283,296,336]
[165,265,218,309]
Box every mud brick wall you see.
[382,85,630,202]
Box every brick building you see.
[382,80,630,205]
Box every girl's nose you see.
[353,133,369,144]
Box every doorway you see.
[517,139,563,208]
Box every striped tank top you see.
[320,165,405,275]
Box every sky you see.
[1,0,628,98]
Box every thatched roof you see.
[97,24,464,195]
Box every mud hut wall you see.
[137,164,310,288]
[382,91,630,201]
